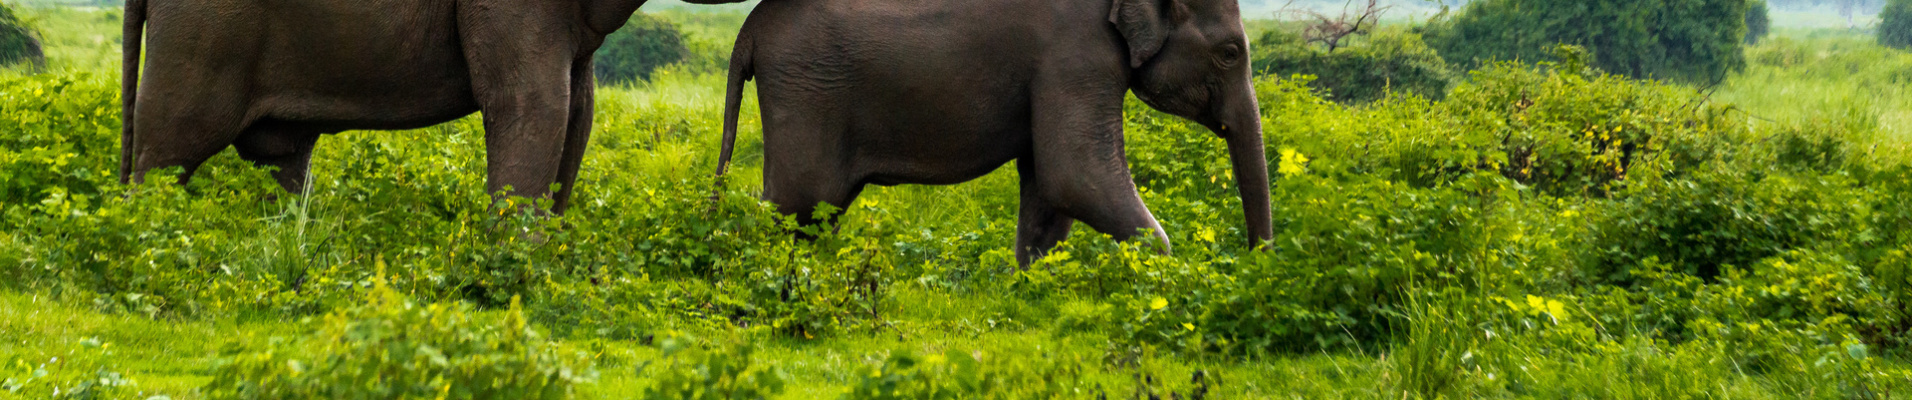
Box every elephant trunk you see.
[1218,92,1274,248]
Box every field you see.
[4,4,1912,399]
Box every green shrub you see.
[1420,0,1749,85]
[637,336,786,400]
[841,349,1094,400]
[1095,60,1754,355]
[1747,0,1771,44]
[1440,56,1740,195]
[644,9,748,75]
[1251,27,1455,103]
[1884,0,1912,49]
[205,280,592,400]
[1251,56,1741,195]
[0,2,41,68]
[1588,172,1867,283]
[1179,174,1501,353]
[594,12,689,84]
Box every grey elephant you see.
[714,0,1275,266]
[120,0,741,212]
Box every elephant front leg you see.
[458,3,578,207]
[1024,84,1171,259]
[477,92,570,205]
[1014,160,1075,269]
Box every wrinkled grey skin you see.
[120,0,743,213]
[715,0,1275,267]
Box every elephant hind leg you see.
[764,173,865,238]
[550,59,595,214]
[129,112,245,187]
[233,121,324,193]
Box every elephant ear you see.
[1110,0,1177,68]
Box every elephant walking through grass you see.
[714,0,1276,267]
[120,0,742,212]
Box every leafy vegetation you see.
[0,2,41,68]
[1250,26,1454,103]
[4,7,1912,400]
[204,278,593,400]
[1750,0,1774,44]
[632,335,786,400]
[1885,0,1912,48]
[594,12,690,84]
[1421,0,1751,85]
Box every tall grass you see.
[6,6,1912,399]
[1716,32,1912,163]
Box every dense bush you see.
[0,3,40,68]
[204,282,593,400]
[1747,0,1771,44]
[637,336,786,400]
[1071,51,1912,361]
[1251,27,1455,103]
[6,17,1912,394]
[1885,0,1912,49]
[1587,171,1868,283]
[841,349,1098,399]
[594,12,689,84]
[1420,0,1750,84]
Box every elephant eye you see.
[1217,43,1243,66]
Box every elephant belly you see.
[252,0,477,130]
[147,0,479,131]
[749,0,1046,187]
[849,103,1031,186]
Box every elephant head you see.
[1112,0,1275,246]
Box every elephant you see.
[713,0,1275,267]
[119,0,741,213]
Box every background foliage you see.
[0,2,41,68]
[594,12,689,85]
[1250,26,1454,103]
[1749,0,1774,44]
[2,4,1912,399]
[1884,0,1912,48]
[1420,0,1751,85]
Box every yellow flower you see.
[1149,297,1168,310]
[1277,148,1310,177]
[1183,323,1196,331]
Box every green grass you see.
[1716,30,1912,157]
[4,4,116,72]
[6,7,1912,400]
[0,282,1398,399]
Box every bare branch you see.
[1277,0,1393,52]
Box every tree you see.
[1420,0,1750,85]
[1748,0,1772,44]
[1885,0,1912,49]
[1252,27,1455,103]
[593,13,690,84]
[1276,0,1390,52]
[0,2,42,68]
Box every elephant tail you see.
[713,33,753,194]
[119,0,147,184]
